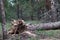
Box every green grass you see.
[25,20,41,24]
[35,30,60,37]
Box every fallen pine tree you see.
[8,19,60,35]
[27,21,60,30]
[7,19,60,40]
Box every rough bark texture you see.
[27,21,60,30]
[44,0,57,22]
[0,0,7,40]
[45,0,51,10]
[50,0,57,22]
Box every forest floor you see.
[0,21,60,40]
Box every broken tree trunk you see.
[20,21,60,40]
[27,21,60,30]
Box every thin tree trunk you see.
[27,21,60,30]
[0,0,7,40]
[16,0,20,19]
[30,0,34,20]
[16,0,23,19]
[37,7,42,20]
[20,8,23,19]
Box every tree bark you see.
[16,0,20,19]
[50,0,57,22]
[16,0,23,19]
[27,21,60,30]
[45,0,51,10]
[45,0,57,22]
[0,0,7,40]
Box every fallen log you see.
[27,21,60,30]
[8,19,60,40]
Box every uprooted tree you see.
[27,21,60,30]
[7,19,60,40]
[7,20,35,36]
[8,19,60,35]
[8,19,37,40]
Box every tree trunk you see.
[50,0,57,22]
[16,0,23,19]
[37,7,43,20]
[45,0,57,22]
[20,8,23,19]
[30,14,34,20]
[0,0,7,40]
[16,0,20,19]
[27,21,60,30]
[45,0,51,10]
[30,0,34,20]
